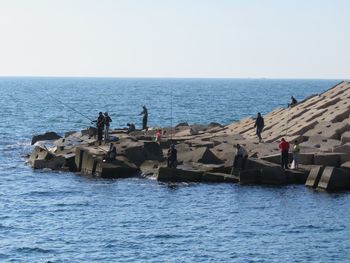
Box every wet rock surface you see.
[27,81,350,191]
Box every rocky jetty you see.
[27,81,350,191]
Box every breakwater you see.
[28,81,350,191]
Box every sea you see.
[0,77,349,263]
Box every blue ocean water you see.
[1,77,349,262]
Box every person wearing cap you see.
[139,105,148,131]
[279,138,290,169]
[233,144,248,170]
[167,144,177,168]
[104,112,112,142]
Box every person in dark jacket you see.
[254,112,264,142]
[139,106,148,131]
[104,112,112,142]
[279,138,290,169]
[167,144,177,168]
[96,112,105,143]
[289,96,298,107]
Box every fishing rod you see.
[47,94,95,123]
[170,86,173,141]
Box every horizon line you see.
[0,75,347,81]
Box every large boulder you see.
[31,132,61,145]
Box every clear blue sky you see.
[0,0,349,78]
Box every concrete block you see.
[341,161,350,173]
[180,147,223,164]
[95,158,139,178]
[305,166,324,188]
[185,139,215,148]
[321,106,350,123]
[239,169,261,185]
[317,167,350,191]
[246,158,280,170]
[157,167,203,182]
[74,147,86,172]
[260,166,287,185]
[341,131,350,144]
[285,169,309,184]
[298,153,315,165]
[304,122,350,140]
[33,156,66,170]
[202,172,239,183]
[31,131,61,145]
[27,146,54,167]
[332,143,350,163]
[314,153,342,167]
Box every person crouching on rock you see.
[104,143,117,162]
[126,123,136,133]
[167,144,177,168]
[233,144,248,170]
[288,96,298,107]
[279,138,290,169]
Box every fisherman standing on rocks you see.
[167,144,177,168]
[96,112,105,144]
[104,112,112,142]
[139,105,148,131]
[279,138,290,169]
[233,144,248,171]
[254,112,264,142]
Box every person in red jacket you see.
[279,138,290,169]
